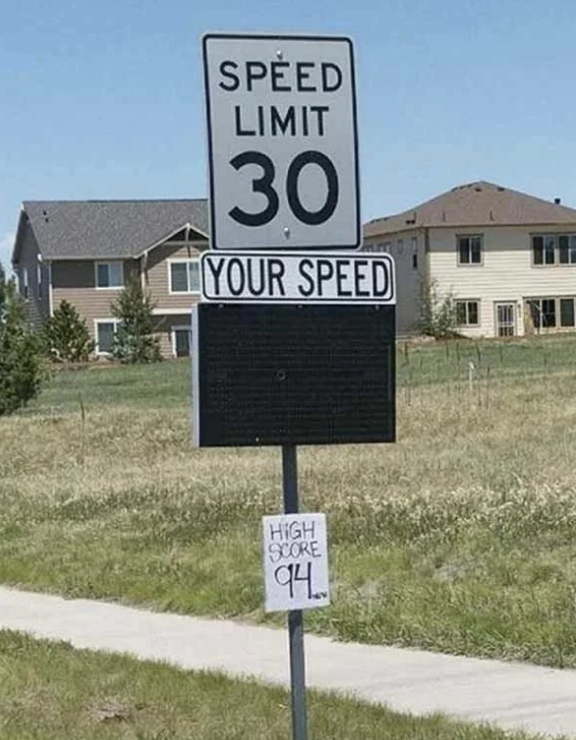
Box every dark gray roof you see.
[20,199,208,260]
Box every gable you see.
[138,222,208,258]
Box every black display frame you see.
[192,302,395,447]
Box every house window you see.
[529,297,576,329]
[37,265,43,299]
[95,320,120,354]
[457,235,482,265]
[169,260,200,293]
[532,236,555,265]
[455,300,479,326]
[542,298,556,326]
[566,236,576,264]
[528,298,558,328]
[397,238,404,254]
[172,326,192,357]
[96,261,124,288]
[532,234,576,266]
[560,298,575,327]
[21,268,29,299]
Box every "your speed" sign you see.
[202,33,360,250]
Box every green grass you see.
[3,337,576,666]
[31,360,192,411]
[395,333,576,387]
[0,629,546,739]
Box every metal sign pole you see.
[282,445,308,740]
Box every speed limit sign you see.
[202,33,361,250]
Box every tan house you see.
[11,199,208,357]
[364,181,576,338]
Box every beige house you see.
[11,199,208,357]
[364,181,576,338]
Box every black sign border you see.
[192,302,396,447]
[202,32,361,251]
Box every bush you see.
[111,279,162,363]
[0,278,46,416]
[43,300,95,362]
[415,277,459,339]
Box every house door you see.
[173,327,192,357]
[495,303,516,337]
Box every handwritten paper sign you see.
[262,513,330,612]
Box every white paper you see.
[262,513,330,612]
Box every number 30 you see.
[229,150,339,228]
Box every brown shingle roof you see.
[364,181,576,238]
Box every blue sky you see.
[2,0,576,269]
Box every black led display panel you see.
[193,303,395,447]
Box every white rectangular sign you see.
[200,251,395,304]
[263,513,330,612]
[203,33,360,250]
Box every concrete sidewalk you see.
[0,586,575,738]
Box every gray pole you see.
[282,445,308,740]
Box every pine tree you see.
[0,262,6,314]
[43,300,95,362]
[111,279,162,363]
[0,278,46,416]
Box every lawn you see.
[0,629,546,739]
[2,337,576,666]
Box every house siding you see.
[429,224,576,337]
[15,219,50,329]
[143,242,207,312]
[51,259,139,343]
[153,314,192,357]
[363,229,423,335]
[51,242,206,357]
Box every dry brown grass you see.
[2,339,576,664]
